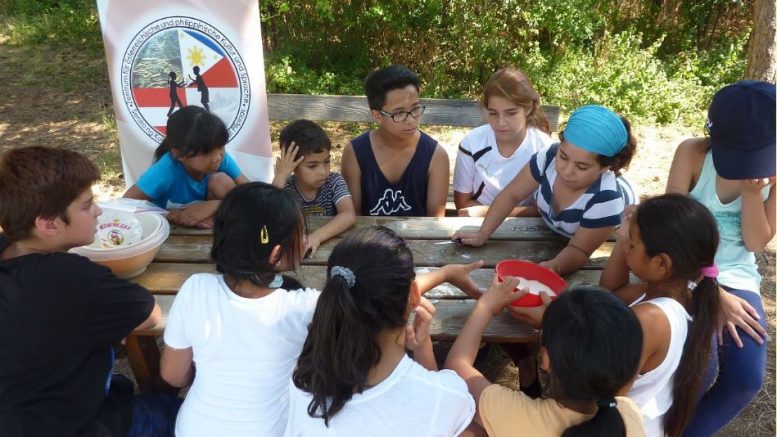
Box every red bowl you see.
[495,260,567,307]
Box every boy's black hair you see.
[364,65,420,110]
[279,119,332,160]
[211,182,305,290]
[292,226,416,426]
[154,106,229,161]
[541,286,643,437]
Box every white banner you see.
[96,0,273,186]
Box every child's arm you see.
[453,165,540,246]
[540,225,613,275]
[414,260,484,298]
[445,276,522,426]
[160,345,195,388]
[271,142,304,188]
[341,143,363,215]
[305,197,356,258]
[740,178,776,252]
[123,184,151,201]
[665,138,706,195]
[600,216,648,305]
[405,297,437,370]
[133,302,162,331]
[426,145,450,218]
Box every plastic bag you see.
[98,198,168,216]
[96,210,143,248]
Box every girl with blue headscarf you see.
[454,105,638,275]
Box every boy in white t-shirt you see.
[454,68,552,217]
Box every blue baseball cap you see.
[708,80,775,180]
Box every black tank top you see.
[351,131,437,216]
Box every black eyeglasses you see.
[378,105,426,123]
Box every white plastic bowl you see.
[71,212,170,279]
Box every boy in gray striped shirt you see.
[272,120,356,257]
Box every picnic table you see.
[125,216,615,392]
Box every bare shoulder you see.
[432,142,450,159]
[632,300,671,334]
[674,137,709,163]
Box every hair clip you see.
[330,266,356,288]
[260,225,269,244]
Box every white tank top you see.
[627,296,691,437]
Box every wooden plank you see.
[136,296,538,343]
[170,216,597,242]
[133,263,607,298]
[155,235,615,268]
[266,93,561,132]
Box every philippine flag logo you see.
[120,16,250,143]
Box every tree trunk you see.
[745,0,777,82]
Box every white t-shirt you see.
[164,273,320,437]
[627,296,691,437]
[453,124,551,205]
[283,354,476,437]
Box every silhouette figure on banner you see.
[167,71,186,117]
[189,66,210,112]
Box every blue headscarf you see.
[563,105,628,157]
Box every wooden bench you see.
[266,93,562,213]
[267,93,561,131]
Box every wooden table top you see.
[133,216,614,343]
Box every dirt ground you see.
[0,36,774,435]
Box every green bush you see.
[538,31,710,125]
[2,0,101,52]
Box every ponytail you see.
[664,277,720,437]
[562,398,626,437]
[293,274,386,425]
[292,227,415,426]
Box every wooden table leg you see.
[124,333,178,394]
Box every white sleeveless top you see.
[627,296,691,437]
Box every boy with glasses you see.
[342,65,449,217]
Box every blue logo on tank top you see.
[370,189,412,215]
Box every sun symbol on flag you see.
[187,46,205,67]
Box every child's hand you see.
[478,275,523,316]
[405,297,436,353]
[507,291,553,329]
[452,230,487,247]
[457,205,489,217]
[275,142,304,180]
[177,202,218,227]
[616,204,637,244]
[741,177,776,195]
[167,208,184,225]
[442,260,484,298]
[538,260,560,274]
[304,234,322,258]
[718,286,767,347]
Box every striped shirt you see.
[284,172,351,217]
[530,144,637,238]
